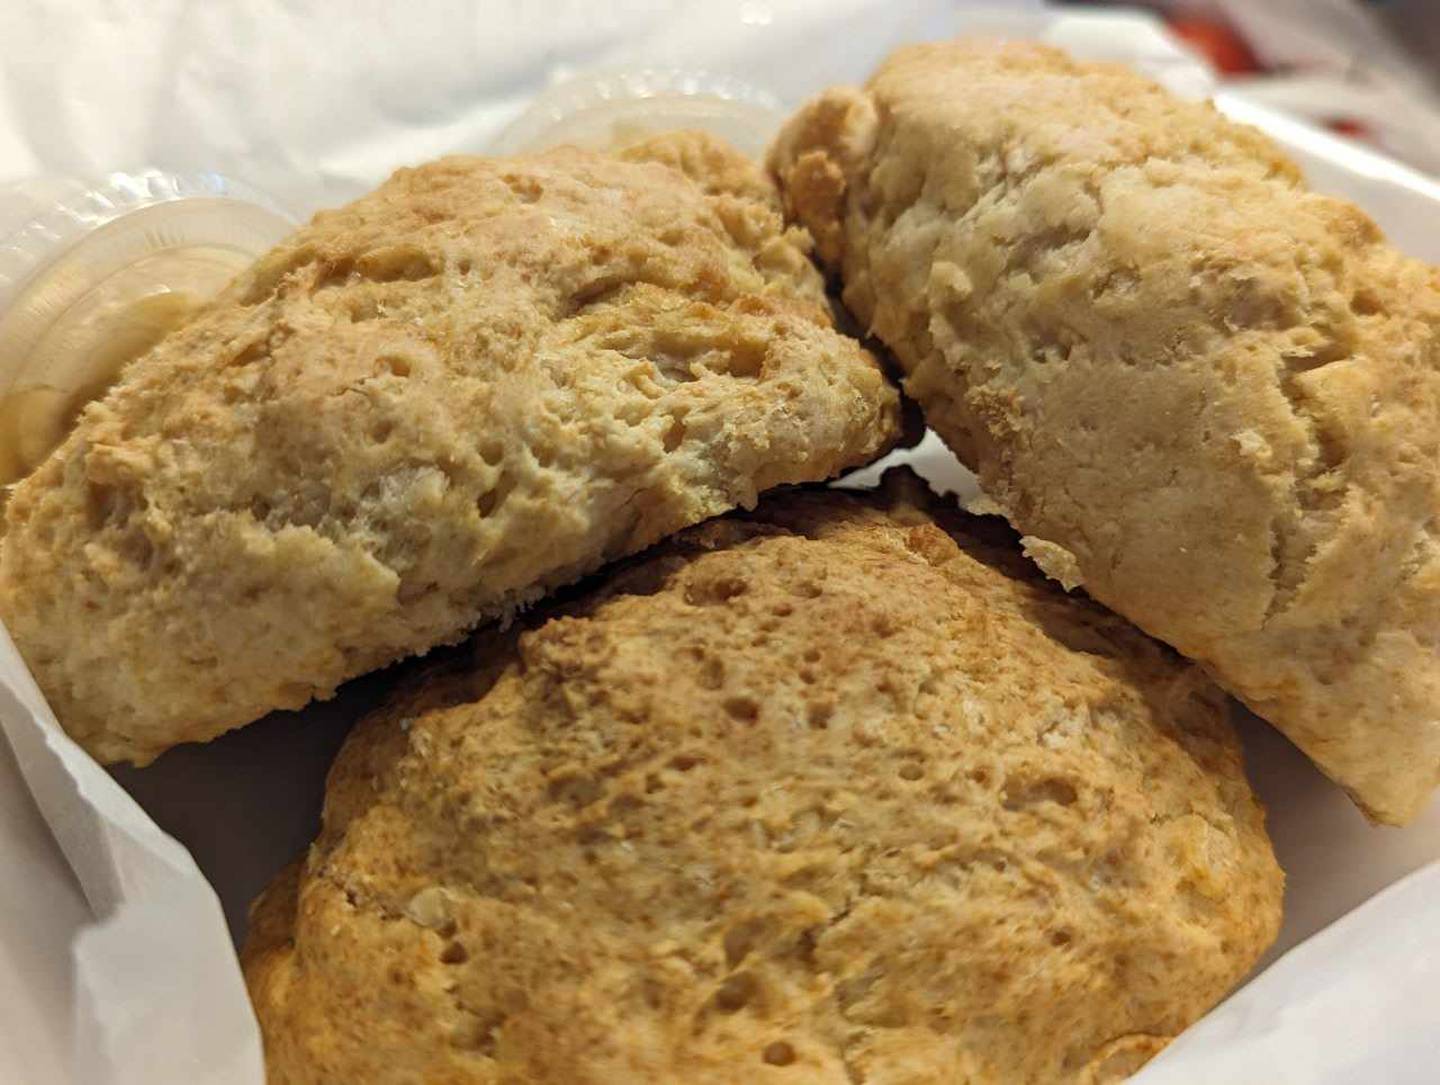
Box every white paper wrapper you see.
[1,3,1437,1082]
[0,628,262,1084]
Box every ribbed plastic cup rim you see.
[488,66,785,157]
[0,169,294,319]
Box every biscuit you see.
[0,132,898,764]
[769,40,1440,823]
[243,472,1281,1084]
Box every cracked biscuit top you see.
[0,132,898,764]
[768,40,1440,823]
[242,472,1281,1085]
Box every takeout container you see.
[1,7,1438,1084]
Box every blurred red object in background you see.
[1168,16,1262,75]
[1328,117,1372,141]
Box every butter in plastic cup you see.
[0,171,293,490]
[489,67,785,158]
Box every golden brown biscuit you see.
[768,40,1440,824]
[243,472,1281,1085]
[0,132,898,764]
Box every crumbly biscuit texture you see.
[0,132,898,763]
[769,40,1440,823]
[243,474,1281,1085]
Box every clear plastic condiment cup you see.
[489,66,785,158]
[0,170,294,494]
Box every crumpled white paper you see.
[0,629,262,1085]
[1,3,1438,1082]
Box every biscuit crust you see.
[769,41,1440,823]
[0,133,898,763]
[243,474,1281,1084]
